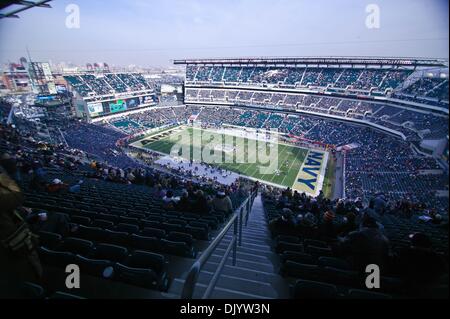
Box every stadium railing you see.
[180,191,257,299]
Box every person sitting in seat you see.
[211,190,233,217]
[46,179,69,193]
[176,190,191,213]
[20,208,74,237]
[317,211,338,241]
[336,215,390,273]
[394,233,447,296]
[162,190,177,210]
[192,190,211,215]
[268,208,295,237]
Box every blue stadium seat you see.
[281,251,316,265]
[141,227,166,239]
[75,255,114,277]
[38,247,77,267]
[276,241,304,254]
[292,280,338,299]
[92,219,115,229]
[130,234,162,252]
[167,232,194,246]
[114,263,160,290]
[318,257,351,270]
[38,231,62,250]
[94,243,129,262]
[61,237,94,256]
[116,223,140,234]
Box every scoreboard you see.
[87,94,157,118]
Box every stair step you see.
[202,263,281,283]
[216,245,275,258]
[211,250,273,264]
[208,255,275,273]
[222,235,272,247]
[170,278,272,299]
[196,271,278,298]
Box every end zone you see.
[292,150,329,197]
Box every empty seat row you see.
[281,253,352,270]
[276,241,333,257]
[38,246,169,291]
[282,261,403,294]
[292,280,393,299]
[19,282,85,299]
[39,230,196,258]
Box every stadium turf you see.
[139,126,313,189]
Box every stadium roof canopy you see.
[174,57,448,68]
[0,0,52,19]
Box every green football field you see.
[137,126,310,189]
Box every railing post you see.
[233,218,238,266]
[239,207,243,246]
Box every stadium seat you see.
[75,255,114,277]
[20,282,45,299]
[304,239,329,249]
[71,215,91,226]
[74,225,107,242]
[276,235,301,244]
[126,250,167,276]
[190,221,209,231]
[292,280,338,299]
[276,241,304,254]
[305,245,333,257]
[161,239,194,258]
[130,234,162,252]
[185,225,209,240]
[38,247,77,267]
[116,223,140,234]
[114,263,160,290]
[38,231,62,250]
[281,251,316,265]
[167,219,187,227]
[92,219,115,229]
[98,213,120,224]
[318,257,351,270]
[281,261,324,281]
[94,243,129,262]
[141,227,166,239]
[141,219,162,229]
[322,267,362,287]
[162,223,184,233]
[105,230,130,246]
[127,213,146,220]
[167,232,194,246]
[60,237,94,256]
[48,292,85,299]
[119,216,139,225]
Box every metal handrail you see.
[180,191,256,299]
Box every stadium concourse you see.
[0,57,449,300]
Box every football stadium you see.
[0,0,449,306]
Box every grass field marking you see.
[281,147,303,186]
[129,125,183,148]
[267,143,289,184]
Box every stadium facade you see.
[175,57,448,158]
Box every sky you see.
[0,0,448,68]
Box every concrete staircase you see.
[168,194,290,299]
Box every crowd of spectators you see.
[185,65,412,92]
[64,73,152,97]
[262,185,448,298]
